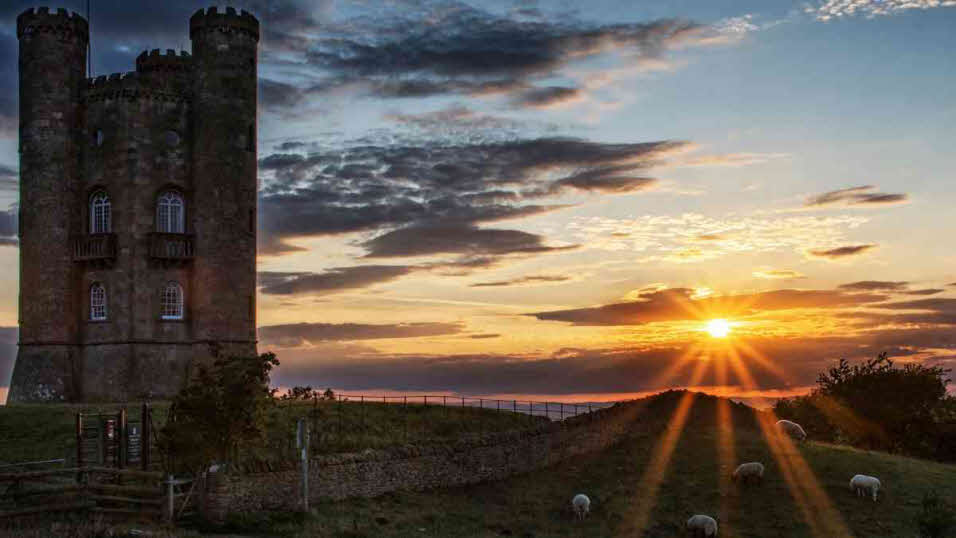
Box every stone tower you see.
[9,7,259,402]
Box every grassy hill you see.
[2,391,954,537]
[264,391,955,538]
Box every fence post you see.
[513,400,517,414]
[560,402,564,421]
[76,413,84,470]
[545,402,549,421]
[118,408,128,469]
[141,403,151,470]
[297,418,310,512]
[165,474,175,522]
[403,396,408,442]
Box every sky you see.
[1,0,955,405]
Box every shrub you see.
[158,352,280,472]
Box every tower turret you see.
[189,7,259,349]
[9,7,88,401]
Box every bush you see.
[916,491,956,538]
[158,352,280,472]
[774,352,953,460]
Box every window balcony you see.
[73,233,117,262]
[149,233,194,261]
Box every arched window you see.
[156,191,185,233]
[90,283,107,321]
[160,282,184,320]
[90,191,111,234]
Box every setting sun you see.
[705,319,732,338]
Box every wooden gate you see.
[76,403,154,470]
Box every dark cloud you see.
[0,326,17,390]
[269,326,956,397]
[303,7,704,101]
[258,78,306,112]
[514,86,582,108]
[258,321,463,347]
[0,208,16,240]
[903,289,945,296]
[468,333,501,339]
[258,137,684,255]
[470,275,571,287]
[258,266,415,295]
[806,244,877,259]
[838,280,909,291]
[529,287,887,326]
[805,186,907,208]
[384,105,522,133]
[362,224,577,259]
[0,164,16,191]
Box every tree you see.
[775,352,953,460]
[159,352,280,472]
[280,386,315,401]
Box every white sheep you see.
[849,474,881,501]
[571,493,590,520]
[732,462,765,485]
[775,419,807,441]
[686,514,718,537]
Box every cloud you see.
[258,321,464,347]
[841,298,956,326]
[468,333,501,339]
[384,105,523,133]
[904,289,945,296]
[513,86,583,108]
[805,186,907,208]
[569,213,871,263]
[807,0,956,21]
[0,326,17,392]
[362,223,577,259]
[301,6,716,102]
[258,266,415,295]
[529,287,886,326]
[838,280,909,291]
[269,325,956,398]
[0,208,16,245]
[752,268,806,280]
[470,275,571,287]
[259,137,686,255]
[0,164,16,191]
[806,244,877,259]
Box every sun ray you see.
[714,352,737,535]
[625,358,709,536]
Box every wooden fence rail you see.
[0,466,194,523]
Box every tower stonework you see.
[9,7,259,402]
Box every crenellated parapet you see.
[189,6,259,42]
[136,48,192,75]
[85,71,190,104]
[16,7,88,42]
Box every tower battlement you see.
[136,49,192,74]
[17,7,88,42]
[189,7,259,41]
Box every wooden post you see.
[118,408,128,469]
[560,402,564,421]
[403,396,407,442]
[545,402,549,421]
[141,403,151,471]
[165,474,175,522]
[297,418,310,512]
[75,413,84,470]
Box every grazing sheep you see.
[775,419,807,441]
[849,474,881,501]
[686,514,718,537]
[572,493,591,520]
[732,462,765,485]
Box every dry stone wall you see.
[202,401,642,521]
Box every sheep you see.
[775,419,807,441]
[571,493,591,520]
[686,514,718,537]
[732,462,765,485]
[849,474,881,502]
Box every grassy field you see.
[0,398,542,467]
[3,391,955,537]
[259,391,955,538]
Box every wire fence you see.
[254,393,620,462]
